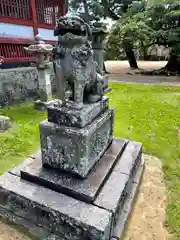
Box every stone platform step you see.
[20,139,127,204]
[0,138,144,240]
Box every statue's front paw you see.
[87,94,102,103]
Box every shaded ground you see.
[106,60,180,86]
[0,155,168,240]
[0,220,31,240]
[106,60,168,73]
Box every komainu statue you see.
[53,16,105,105]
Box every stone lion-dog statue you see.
[53,16,105,105]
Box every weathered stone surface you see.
[0,173,112,240]
[113,141,142,176]
[21,139,127,203]
[112,157,145,240]
[133,157,145,184]
[95,141,142,213]
[0,65,58,107]
[0,205,51,239]
[45,235,66,240]
[40,109,114,178]
[47,96,109,128]
[0,205,68,240]
[0,139,144,240]
[54,16,105,104]
[0,67,38,106]
[0,116,11,132]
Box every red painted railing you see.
[0,0,62,25]
[0,0,31,20]
[36,0,61,25]
[0,0,66,64]
[0,43,36,63]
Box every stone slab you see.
[114,141,142,176]
[29,149,42,159]
[0,173,112,240]
[8,157,35,176]
[40,109,114,178]
[95,141,142,213]
[8,150,42,177]
[0,205,53,239]
[21,139,127,204]
[112,157,145,240]
[47,96,109,128]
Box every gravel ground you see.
[106,60,180,86]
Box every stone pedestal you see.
[38,68,52,102]
[0,139,144,240]
[40,109,114,178]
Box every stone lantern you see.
[24,35,54,110]
[91,21,110,92]
[91,21,109,73]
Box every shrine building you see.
[0,0,67,68]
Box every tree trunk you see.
[164,54,180,72]
[142,47,150,61]
[124,44,138,69]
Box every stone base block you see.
[0,139,144,240]
[47,96,109,128]
[0,116,11,132]
[0,173,112,240]
[40,109,114,178]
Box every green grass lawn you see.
[0,83,180,239]
[0,103,46,174]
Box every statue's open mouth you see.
[54,27,86,37]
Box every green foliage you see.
[69,0,137,21]
[105,1,152,60]
[108,83,180,238]
[105,0,180,60]
[0,103,46,174]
